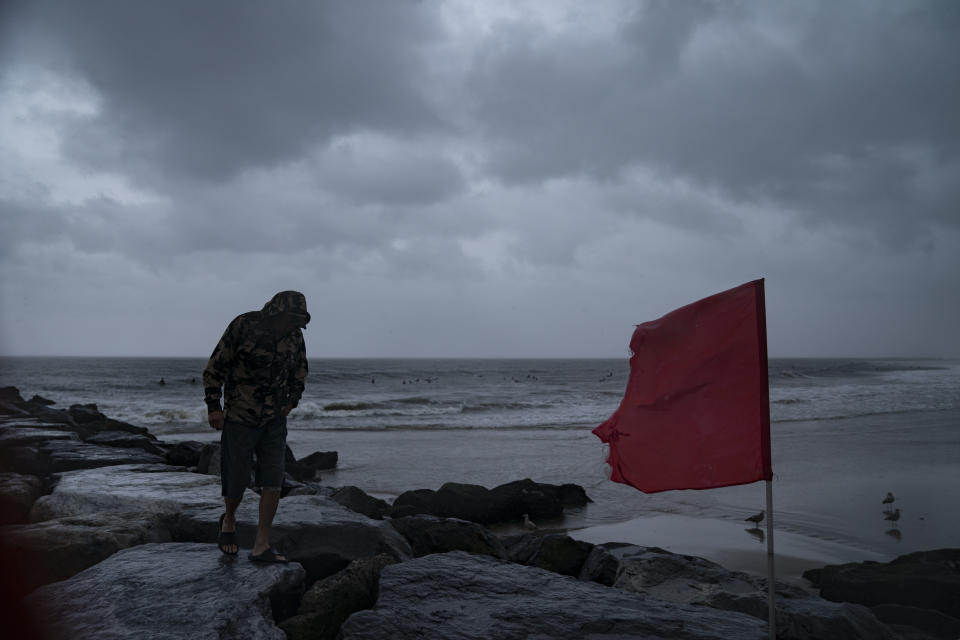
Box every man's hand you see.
[281,405,292,417]
[208,410,225,430]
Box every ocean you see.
[2,356,958,573]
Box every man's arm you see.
[285,331,308,414]
[203,317,240,428]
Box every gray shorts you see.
[219,416,287,499]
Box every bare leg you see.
[251,488,285,559]
[221,496,241,554]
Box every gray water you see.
[2,356,958,563]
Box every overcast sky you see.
[1,0,958,359]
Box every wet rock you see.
[176,494,412,584]
[163,439,206,468]
[281,554,397,640]
[68,403,106,424]
[197,441,222,475]
[616,546,897,640]
[29,464,223,521]
[26,395,56,407]
[804,549,960,619]
[41,440,167,473]
[389,515,508,559]
[339,551,768,639]
[389,478,590,524]
[870,603,960,640]
[578,542,633,586]
[83,430,166,455]
[25,542,304,640]
[0,445,48,475]
[502,533,593,576]
[329,485,391,519]
[0,510,172,598]
[0,386,26,405]
[0,472,43,525]
[0,425,79,446]
[285,447,336,481]
[299,450,337,470]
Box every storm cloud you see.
[1,0,958,357]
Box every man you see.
[203,290,310,562]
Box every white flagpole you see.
[766,479,776,639]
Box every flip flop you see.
[217,513,238,556]
[249,547,289,564]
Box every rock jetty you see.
[1,385,956,639]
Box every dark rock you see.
[14,405,77,429]
[0,511,173,598]
[616,546,897,640]
[29,464,224,521]
[390,488,437,518]
[330,485,391,519]
[176,495,412,585]
[0,472,43,525]
[197,441,222,476]
[0,425,79,446]
[41,440,167,473]
[339,551,768,639]
[389,478,589,524]
[299,450,338,470]
[489,478,565,520]
[0,445,49,475]
[25,542,304,640]
[804,549,960,619]
[578,542,628,586]
[281,554,397,640]
[0,387,26,406]
[26,395,56,407]
[502,532,544,564]
[163,439,206,467]
[510,533,593,576]
[0,399,30,417]
[83,431,166,455]
[870,603,960,640]
[389,515,509,559]
[68,403,105,424]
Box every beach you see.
[2,356,958,583]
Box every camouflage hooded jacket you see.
[203,291,309,426]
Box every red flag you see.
[593,279,772,493]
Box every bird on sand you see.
[882,492,895,505]
[744,510,765,525]
[884,508,901,523]
[522,513,537,530]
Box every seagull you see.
[884,508,901,523]
[522,513,537,530]
[882,492,895,505]
[744,510,765,525]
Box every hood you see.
[262,290,311,324]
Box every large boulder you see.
[25,542,304,640]
[339,551,768,639]
[804,549,960,619]
[389,478,590,524]
[163,439,207,468]
[281,554,397,640]
[0,510,172,598]
[503,532,594,576]
[29,464,223,522]
[42,440,167,474]
[615,546,898,640]
[175,494,412,584]
[83,431,166,455]
[329,485,391,520]
[389,515,509,559]
[0,425,80,446]
[0,472,43,524]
